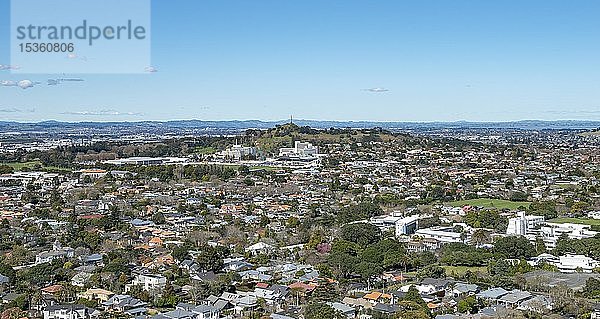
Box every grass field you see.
[2,161,71,172]
[549,217,600,226]
[447,198,531,210]
[442,265,488,277]
[579,131,600,137]
[3,161,43,170]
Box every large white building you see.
[103,157,188,165]
[219,144,257,160]
[536,223,598,248]
[506,212,544,236]
[506,211,598,249]
[529,253,600,273]
[395,215,421,236]
[414,226,468,244]
[279,141,318,158]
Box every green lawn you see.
[549,217,600,226]
[447,198,531,210]
[2,161,71,172]
[442,265,488,276]
[3,161,43,170]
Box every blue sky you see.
[1,0,600,122]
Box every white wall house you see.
[126,274,167,292]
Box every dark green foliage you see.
[337,201,383,223]
[340,223,382,247]
[493,236,536,259]
[417,265,446,279]
[464,209,508,232]
[304,303,345,319]
[0,165,14,174]
[528,201,558,220]
[195,245,230,272]
[440,243,492,266]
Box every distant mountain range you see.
[0,119,599,132]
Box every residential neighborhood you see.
[1,122,600,319]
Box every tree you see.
[0,165,14,174]
[404,285,426,307]
[584,277,600,298]
[494,236,535,259]
[304,303,344,319]
[471,229,490,246]
[457,296,479,314]
[195,245,229,272]
[534,237,546,254]
[417,265,446,279]
[152,212,166,225]
[337,201,383,223]
[339,223,381,247]
[392,301,430,319]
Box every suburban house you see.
[43,304,100,319]
[126,273,167,292]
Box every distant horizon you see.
[3,117,600,125]
[2,1,600,122]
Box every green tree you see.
[195,245,230,272]
[152,212,166,225]
[339,223,381,247]
[493,236,536,259]
[304,303,344,319]
[457,296,480,314]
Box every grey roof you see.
[421,278,451,289]
[476,287,508,299]
[191,304,220,314]
[157,309,194,319]
[453,283,479,293]
[499,290,532,304]
[373,303,400,313]
[328,302,355,314]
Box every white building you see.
[536,223,598,249]
[556,254,600,273]
[219,144,257,160]
[279,141,318,158]
[35,241,74,265]
[395,215,420,236]
[103,157,188,166]
[126,274,167,292]
[245,242,275,256]
[588,211,600,220]
[414,226,467,244]
[530,253,600,273]
[43,305,100,319]
[506,212,544,236]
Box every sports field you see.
[447,198,531,210]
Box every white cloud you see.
[364,87,390,93]
[144,66,158,73]
[0,65,20,71]
[0,107,35,113]
[0,80,17,87]
[48,78,85,86]
[18,80,35,89]
[61,109,143,116]
[1,80,40,89]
